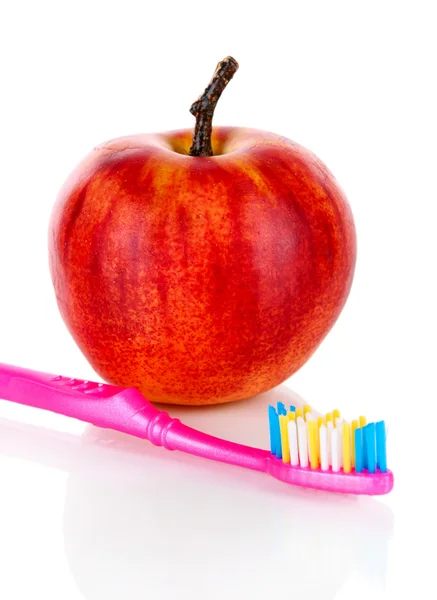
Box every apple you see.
[49,57,356,405]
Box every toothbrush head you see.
[268,403,393,495]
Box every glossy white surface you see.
[1,1,436,598]
[0,387,435,600]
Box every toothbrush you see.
[268,403,392,494]
[0,362,393,495]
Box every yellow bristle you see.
[279,415,290,463]
[295,407,303,420]
[351,420,359,467]
[359,416,367,428]
[343,422,351,473]
[333,409,340,421]
[288,411,296,421]
[304,405,312,419]
[317,416,325,428]
[308,420,318,469]
[326,412,333,424]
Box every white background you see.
[0,1,436,598]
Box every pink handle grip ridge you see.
[0,362,393,495]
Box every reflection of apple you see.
[49,57,356,405]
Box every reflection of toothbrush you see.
[0,362,393,495]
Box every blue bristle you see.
[275,414,282,459]
[277,402,287,416]
[362,424,368,470]
[365,423,376,473]
[268,406,277,455]
[355,427,363,473]
[289,405,296,412]
[273,409,282,458]
[376,421,387,472]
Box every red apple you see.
[49,58,356,405]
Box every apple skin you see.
[49,127,356,405]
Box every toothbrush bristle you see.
[376,421,387,471]
[268,404,388,475]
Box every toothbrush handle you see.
[134,407,271,473]
[0,362,270,474]
[0,362,66,389]
[0,362,154,433]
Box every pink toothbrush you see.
[0,362,393,495]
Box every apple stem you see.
[189,56,239,157]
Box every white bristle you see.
[297,417,309,468]
[327,421,334,466]
[337,419,343,469]
[287,419,299,466]
[331,428,340,472]
[319,424,329,471]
